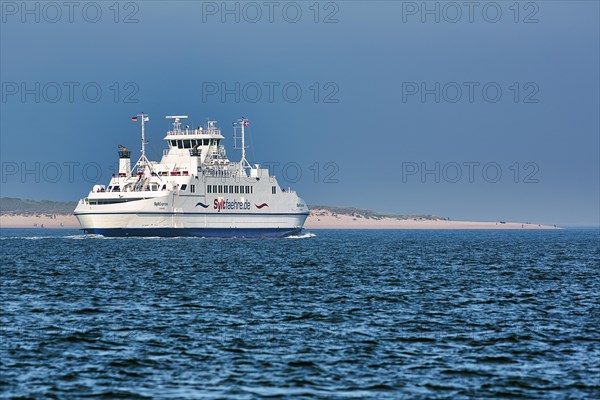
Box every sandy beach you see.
[0,210,558,230]
[0,214,80,229]
[304,209,557,229]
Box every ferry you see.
[74,114,309,237]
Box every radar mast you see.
[233,116,251,172]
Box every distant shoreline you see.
[0,198,562,230]
[306,209,558,229]
[0,211,559,230]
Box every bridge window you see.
[224,186,228,194]
[190,185,195,193]
[207,185,212,193]
[213,185,217,193]
[235,186,239,194]
[170,140,176,147]
[218,185,222,193]
[181,184,187,191]
[272,186,276,194]
[177,140,183,148]
[229,185,234,193]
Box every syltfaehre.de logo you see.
[214,199,251,212]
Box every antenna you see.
[233,117,251,171]
[165,115,188,132]
[133,112,150,173]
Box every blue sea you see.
[1,229,599,399]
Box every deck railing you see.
[166,128,221,136]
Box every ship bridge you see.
[164,116,224,151]
[159,116,234,173]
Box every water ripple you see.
[1,229,599,398]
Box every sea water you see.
[1,229,599,398]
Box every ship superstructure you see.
[74,114,309,237]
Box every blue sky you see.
[1,1,598,226]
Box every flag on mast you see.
[131,116,138,121]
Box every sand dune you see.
[304,210,557,229]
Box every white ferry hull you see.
[75,211,308,238]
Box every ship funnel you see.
[118,145,132,177]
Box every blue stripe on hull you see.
[83,227,302,238]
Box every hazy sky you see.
[1,1,598,226]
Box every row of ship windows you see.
[170,139,219,149]
[107,184,166,192]
[207,185,253,194]
[88,198,143,205]
[102,184,258,194]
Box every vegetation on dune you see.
[308,205,443,221]
[0,198,77,215]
